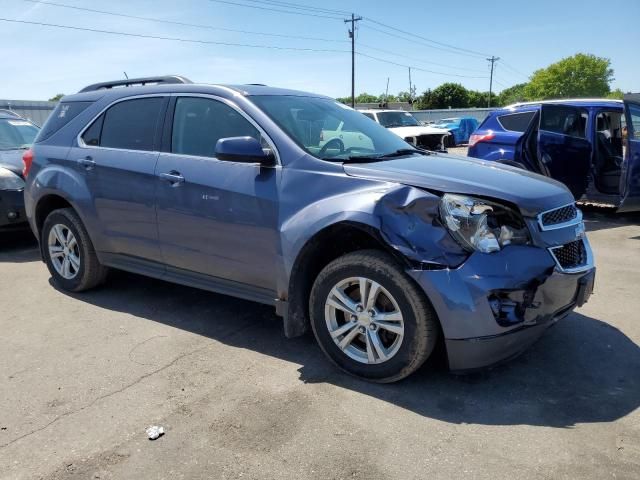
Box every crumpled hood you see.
[0,149,25,175]
[343,153,573,217]
[388,125,449,137]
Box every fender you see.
[28,162,108,252]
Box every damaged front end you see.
[372,185,595,371]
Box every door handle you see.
[160,171,185,186]
[77,156,96,169]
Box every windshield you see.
[250,96,414,161]
[376,111,420,128]
[0,118,39,150]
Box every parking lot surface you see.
[1,210,639,480]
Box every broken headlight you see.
[439,194,530,253]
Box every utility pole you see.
[487,56,499,108]
[345,13,362,108]
[408,67,413,110]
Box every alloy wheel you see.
[324,276,405,364]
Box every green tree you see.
[497,83,528,106]
[48,93,64,102]
[355,92,379,104]
[430,83,469,109]
[524,53,614,100]
[415,88,435,110]
[606,88,624,100]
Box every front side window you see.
[497,111,535,132]
[171,97,260,157]
[84,97,165,151]
[0,119,39,150]
[376,111,420,128]
[251,96,411,161]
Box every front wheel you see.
[309,250,439,383]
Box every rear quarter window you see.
[497,111,535,132]
[36,101,93,142]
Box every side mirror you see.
[215,136,276,166]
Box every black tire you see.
[309,249,439,383]
[41,208,109,292]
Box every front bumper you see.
[0,189,27,230]
[408,244,595,371]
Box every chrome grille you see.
[538,203,581,231]
[550,239,588,271]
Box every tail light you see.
[22,148,34,178]
[468,132,495,148]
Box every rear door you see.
[72,95,168,262]
[619,94,640,212]
[537,104,591,199]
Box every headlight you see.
[439,194,530,253]
[0,167,25,191]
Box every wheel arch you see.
[283,220,411,338]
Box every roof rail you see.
[78,75,192,93]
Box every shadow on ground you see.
[582,207,640,233]
[0,228,39,263]
[48,268,639,429]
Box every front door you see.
[537,104,592,199]
[155,95,280,290]
[70,96,168,262]
[619,94,640,212]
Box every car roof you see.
[505,98,623,109]
[62,82,331,103]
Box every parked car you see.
[24,76,595,382]
[431,116,479,146]
[359,109,451,150]
[467,98,640,212]
[0,110,39,231]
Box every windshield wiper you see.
[345,148,430,163]
[377,148,430,158]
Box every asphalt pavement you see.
[1,209,639,480]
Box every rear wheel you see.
[42,208,108,292]
[309,250,439,383]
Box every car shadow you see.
[582,207,640,233]
[51,269,640,429]
[0,228,39,263]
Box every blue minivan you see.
[468,97,640,212]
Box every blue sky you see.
[0,0,638,100]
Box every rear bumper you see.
[0,189,27,230]
[407,244,595,371]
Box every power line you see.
[362,18,491,59]
[359,23,489,60]
[18,0,347,43]
[207,0,343,20]
[358,42,488,73]
[0,17,348,52]
[499,59,530,80]
[237,0,351,16]
[356,52,488,79]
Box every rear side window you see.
[497,111,535,132]
[540,105,588,139]
[362,113,375,121]
[36,101,92,142]
[171,97,260,157]
[98,97,165,151]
